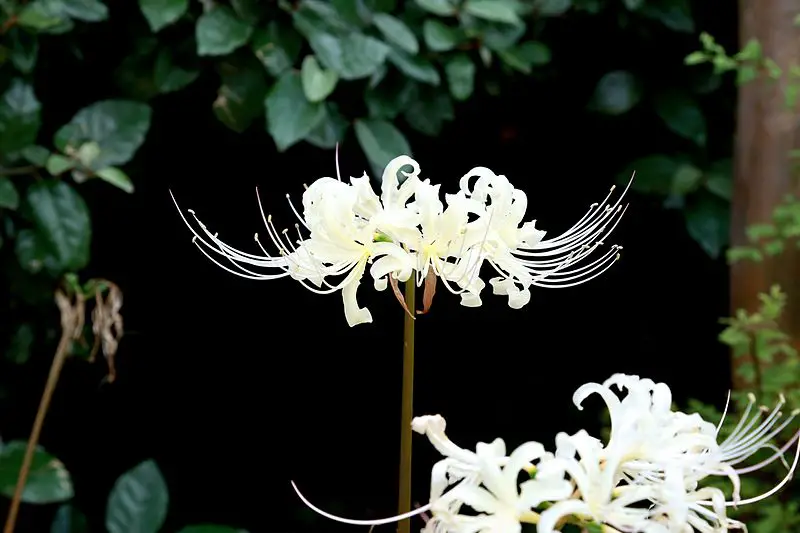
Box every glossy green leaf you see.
[292,0,354,36]
[388,49,440,85]
[463,0,521,24]
[704,160,732,201]
[654,91,706,146]
[641,0,694,33]
[14,229,57,274]
[26,180,91,272]
[534,0,572,16]
[685,193,729,258]
[308,32,390,80]
[106,460,169,533]
[305,103,348,149]
[497,41,551,74]
[619,155,681,194]
[196,6,253,57]
[0,441,73,504]
[54,100,152,171]
[51,504,89,533]
[21,145,50,166]
[46,154,76,176]
[589,70,641,115]
[154,48,199,93]
[139,0,188,32]
[177,526,247,533]
[60,0,108,21]
[414,0,456,16]
[266,71,325,151]
[251,22,302,76]
[671,163,703,195]
[445,54,475,101]
[372,13,418,54]
[365,79,418,120]
[213,57,268,133]
[6,323,34,364]
[422,20,461,52]
[354,119,411,178]
[8,29,39,74]
[0,178,19,209]
[17,1,71,32]
[96,167,134,193]
[230,0,265,24]
[404,90,453,136]
[0,79,41,159]
[301,55,339,103]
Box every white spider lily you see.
[172,152,629,325]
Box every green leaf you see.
[354,119,411,178]
[266,71,325,151]
[154,48,199,93]
[704,159,732,201]
[589,70,641,115]
[139,0,188,32]
[619,155,680,194]
[534,0,572,16]
[308,32,390,80]
[301,55,339,103]
[422,19,461,51]
[463,0,521,25]
[106,460,169,533]
[0,178,19,209]
[415,0,456,16]
[671,163,703,195]
[388,49,440,85]
[51,504,88,533]
[685,193,729,258]
[177,526,246,533]
[372,13,418,54]
[96,167,134,193]
[60,0,108,22]
[196,6,253,57]
[0,441,73,503]
[46,154,76,175]
[213,57,268,133]
[6,323,34,364]
[15,229,59,274]
[445,54,475,101]
[26,180,91,272]
[0,79,41,159]
[292,0,354,37]
[654,91,706,146]
[230,0,264,24]
[365,78,418,119]
[17,1,71,32]
[21,145,50,166]
[641,0,694,33]
[54,100,152,171]
[404,90,453,136]
[623,0,643,9]
[497,41,551,74]
[251,22,302,76]
[8,29,38,74]
[304,103,348,149]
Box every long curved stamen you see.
[291,481,431,525]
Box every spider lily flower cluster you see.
[172,154,630,326]
[293,374,800,533]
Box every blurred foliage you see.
[0,0,767,530]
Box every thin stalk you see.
[397,278,415,533]
[3,328,71,533]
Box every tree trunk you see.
[732,1,800,388]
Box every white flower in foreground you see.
[172,151,630,326]
[291,374,799,533]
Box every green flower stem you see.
[397,278,415,533]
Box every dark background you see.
[1,1,737,531]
